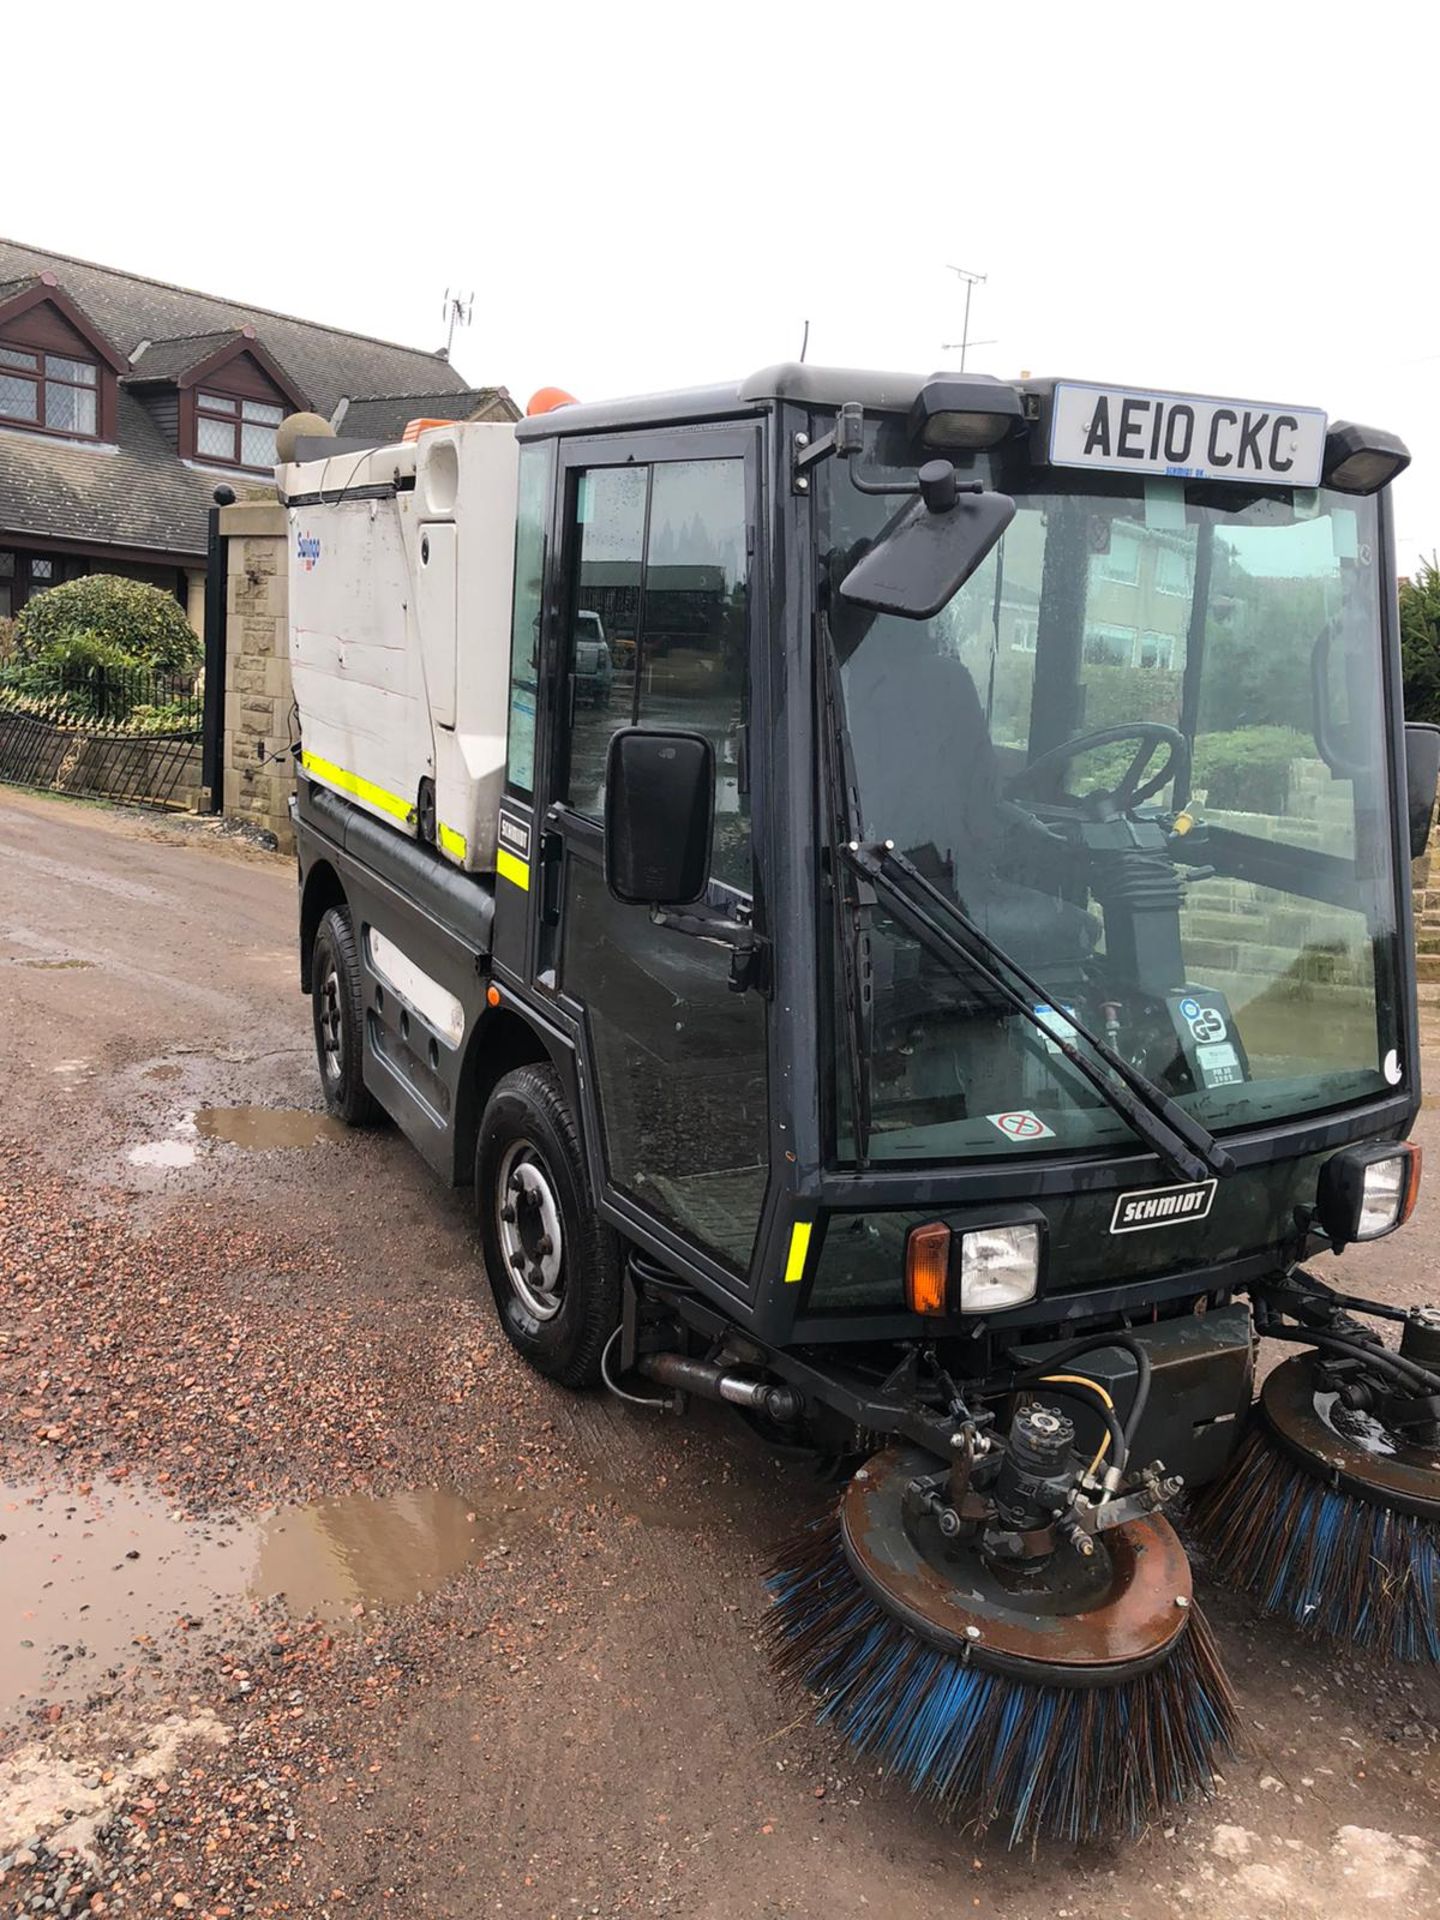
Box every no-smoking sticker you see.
[987,1109,1057,1142]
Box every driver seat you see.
[841,640,1096,971]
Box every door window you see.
[566,466,647,813]
[565,456,750,892]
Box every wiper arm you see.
[840,839,1234,1185]
[817,616,874,1162]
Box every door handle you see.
[539,828,564,927]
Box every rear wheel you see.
[311,905,382,1126]
[475,1063,620,1387]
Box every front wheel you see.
[475,1064,620,1387]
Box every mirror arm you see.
[792,401,866,494]
[649,908,771,995]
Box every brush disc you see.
[839,1446,1193,1682]
[765,1447,1237,1844]
[1192,1354,1440,1660]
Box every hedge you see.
[13,575,200,674]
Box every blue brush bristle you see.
[765,1519,1236,1848]
[1193,1428,1440,1662]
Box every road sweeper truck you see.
[278,369,1440,1845]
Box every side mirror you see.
[840,474,1015,620]
[1405,721,1440,861]
[604,728,713,906]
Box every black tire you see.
[475,1063,620,1388]
[311,905,382,1127]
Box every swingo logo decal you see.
[296,532,321,572]
[1109,1179,1217,1234]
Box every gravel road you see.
[0,785,1436,1919]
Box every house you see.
[0,239,519,627]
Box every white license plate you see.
[1049,384,1327,487]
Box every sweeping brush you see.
[765,1512,1238,1848]
[1191,1419,1440,1663]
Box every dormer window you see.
[0,344,99,437]
[194,391,284,471]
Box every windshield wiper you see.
[818,616,875,1163]
[839,839,1234,1185]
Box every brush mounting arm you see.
[1253,1272,1440,1395]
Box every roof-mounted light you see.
[909,374,1024,453]
[527,385,578,417]
[1322,421,1411,496]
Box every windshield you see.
[818,425,1403,1166]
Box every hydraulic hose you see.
[1035,1373,1126,1479]
[1009,1332,1153,1452]
[1260,1322,1440,1396]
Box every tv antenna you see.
[800,318,810,364]
[941,265,993,370]
[440,288,474,360]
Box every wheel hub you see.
[1260,1354,1440,1522]
[319,965,343,1083]
[840,1445,1193,1685]
[496,1141,564,1322]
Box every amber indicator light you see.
[906,1222,952,1315]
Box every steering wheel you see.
[1006,723,1190,814]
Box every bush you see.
[1192,726,1309,814]
[13,575,200,674]
[0,615,15,662]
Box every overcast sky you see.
[7,2,1438,567]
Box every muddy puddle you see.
[193,1107,347,1150]
[128,1107,344,1168]
[1,1474,672,1721]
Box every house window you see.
[1095,528,1140,584]
[1138,630,1176,670]
[1011,616,1037,653]
[0,345,98,436]
[195,391,284,470]
[1083,623,1136,667]
[1155,544,1192,597]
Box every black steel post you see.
[200,484,235,814]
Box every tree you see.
[1400,556,1440,724]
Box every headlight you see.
[1359,1154,1409,1237]
[903,1220,1043,1316]
[960,1224,1041,1312]
[1316,1143,1421,1251]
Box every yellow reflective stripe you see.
[783,1220,813,1284]
[438,822,467,861]
[301,750,413,825]
[496,847,530,891]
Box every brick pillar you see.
[219,502,296,854]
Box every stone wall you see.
[219,502,296,852]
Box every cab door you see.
[534,425,769,1297]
